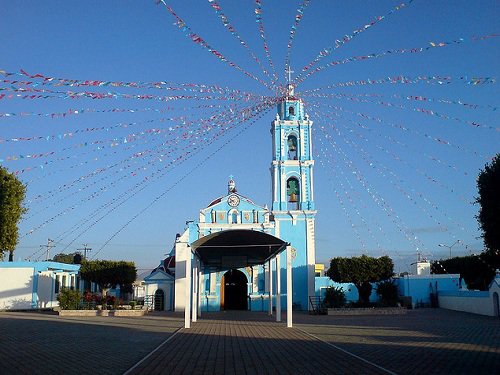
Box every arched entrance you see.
[221,269,248,310]
[493,292,499,317]
[154,289,165,311]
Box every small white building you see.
[143,269,174,311]
[0,261,80,310]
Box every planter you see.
[327,307,407,316]
[58,309,148,317]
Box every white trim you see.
[286,245,293,328]
[276,253,281,322]
[184,248,192,329]
[268,258,273,315]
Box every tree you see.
[476,154,500,252]
[79,260,137,307]
[0,167,27,261]
[326,255,394,306]
[52,252,82,264]
[431,254,498,291]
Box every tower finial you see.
[228,175,236,193]
[285,66,295,97]
[285,65,294,84]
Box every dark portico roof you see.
[191,229,287,269]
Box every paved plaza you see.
[0,309,498,374]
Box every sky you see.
[1,1,499,274]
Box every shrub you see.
[323,286,346,308]
[376,280,399,306]
[129,301,137,309]
[57,287,81,310]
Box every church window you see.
[288,106,295,116]
[230,210,238,224]
[287,135,298,160]
[287,178,300,210]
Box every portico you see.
[183,229,294,328]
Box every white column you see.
[184,248,192,329]
[268,258,273,315]
[192,257,198,323]
[198,263,202,318]
[286,245,293,328]
[276,252,281,322]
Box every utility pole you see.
[40,238,55,261]
[77,244,92,260]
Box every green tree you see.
[326,255,394,306]
[0,167,27,261]
[52,252,81,264]
[79,260,137,307]
[476,154,500,252]
[431,253,498,291]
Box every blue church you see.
[149,83,317,313]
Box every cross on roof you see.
[285,66,294,84]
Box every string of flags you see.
[295,34,499,86]
[157,0,273,90]
[208,0,272,84]
[294,0,414,85]
[254,0,279,86]
[283,0,311,73]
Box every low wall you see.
[439,291,493,316]
[58,309,148,317]
[327,307,407,316]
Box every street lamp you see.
[438,240,461,259]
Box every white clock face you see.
[228,194,240,207]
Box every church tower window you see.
[287,178,300,210]
[287,134,298,160]
[288,106,295,116]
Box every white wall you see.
[439,294,493,316]
[37,271,56,309]
[174,235,190,312]
[0,268,34,310]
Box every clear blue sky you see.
[1,1,498,273]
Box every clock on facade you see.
[227,194,240,207]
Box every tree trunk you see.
[356,282,373,306]
[8,250,13,262]
[102,288,109,310]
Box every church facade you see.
[154,84,317,312]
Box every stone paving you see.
[0,311,184,375]
[0,308,498,375]
[295,308,500,375]
[126,312,389,375]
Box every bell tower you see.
[271,78,315,212]
[270,67,316,310]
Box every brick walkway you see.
[295,309,500,375]
[0,309,498,374]
[126,311,389,375]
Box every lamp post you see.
[438,240,461,259]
